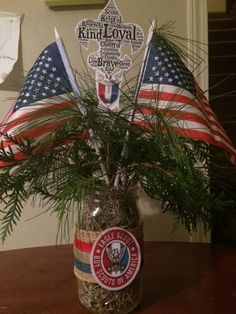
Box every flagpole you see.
[135,20,155,101]
[54,28,110,185]
[113,20,155,188]
[54,28,80,95]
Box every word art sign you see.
[75,0,144,111]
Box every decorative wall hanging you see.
[0,11,21,85]
[44,0,106,7]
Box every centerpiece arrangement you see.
[0,1,236,313]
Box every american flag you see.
[0,40,81,165]
[135,33,236,165]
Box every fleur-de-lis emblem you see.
[75,0,144,76]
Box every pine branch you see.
[0,177,27,242]
[0,24,235,241]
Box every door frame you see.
[187,0,209,93]
[186,0,210,242]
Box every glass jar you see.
[73,189,143,314]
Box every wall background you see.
[208,0,226,12]
[0,0,208,250]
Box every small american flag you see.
[0,40,80,165]
[135,33,236,165]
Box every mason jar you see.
[73,188,143,313]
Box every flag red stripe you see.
[0,149,26,167]
[138,89,224,132]
[175,128,236,162]
[1,100,76,134]
[136,107,232,145]
[139,89,191,103]
[134,117,235,153]
[133,119,236,165]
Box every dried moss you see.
[76,189,142,313]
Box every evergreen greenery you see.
[0,28,235,242]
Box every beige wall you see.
[0,0,189,81]
[0,0,208,250]
[208,0,226,12]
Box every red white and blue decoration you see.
[90,227,141,290]
[96,70,123,111]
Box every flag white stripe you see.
[133,115,236,154]
[139,83,216,114]
[135,100,230,143]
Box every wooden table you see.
[0,242,236,313]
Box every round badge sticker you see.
[90,227,141,291]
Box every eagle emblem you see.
[105,242,127,274]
